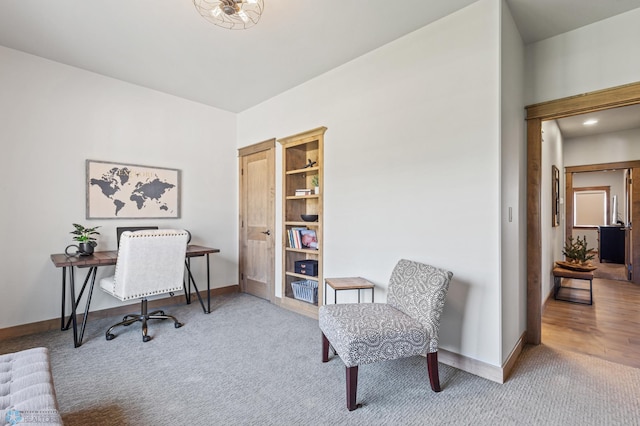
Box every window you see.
[573,186,609,227]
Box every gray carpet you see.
[2,293,640,425]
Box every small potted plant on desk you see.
[67,223,101,256]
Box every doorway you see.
[526,81,640,345]
[238,139,276,302]
[565,164,639,283]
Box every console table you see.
[552,266,594,305]
[50,245,219,347]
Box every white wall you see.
[541,120,564,302]
[500,0,526,364]
[564,127,640,256]
[525,7,640,105]
[238,0,503,366]
[0,46,239,329]
[564,127,640,167]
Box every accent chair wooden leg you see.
[322,333,330,363]
[427,351,441,392]
[346,365,359,411]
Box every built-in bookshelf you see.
[277,127,326,318]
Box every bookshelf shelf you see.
[278,126,326,317]
[285,195,320,200]
[285,271,319,280]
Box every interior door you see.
[631,167,640,284]
[239,140,275,301]
[625,169,632,280]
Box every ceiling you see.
[557,104,640,139]
[1,0,640,113]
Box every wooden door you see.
[239,139,275,301]
[631,167,640,283]
[625,169,632,280]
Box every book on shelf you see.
[288,227,305,249]
[295,189,312,196]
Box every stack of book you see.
[295,189,312,196]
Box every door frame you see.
[526,81,640,344]
[238,138,276,303]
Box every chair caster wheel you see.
[143,335,151,342]
[106,333,115,341]
[175,322,183,328]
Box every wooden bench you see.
[552,266,594,305]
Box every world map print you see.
[86,161,180,218]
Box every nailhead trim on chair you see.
[105,230,188,301]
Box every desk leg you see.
[78,267,98,345]
[206,253,211,314]
[63,266,98,348]
[185,260,207,314]
[68,267,79,348]
[184,259,192,305]
[187,258,192,296]
[61,267,67,330]
[64,267,97,331]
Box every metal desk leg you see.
[68,267,79,348]
[185,260,207,313]
[184,258,192,305]
[64,266,98,347]
[206,253,211,314]
[78,267,98,345]
[64,267,96,330]
[61,267,67,330]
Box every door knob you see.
[261,230,271,236]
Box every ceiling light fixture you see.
[193,0,264,30]
[583,119,598,126]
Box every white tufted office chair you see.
[99,229,189,342]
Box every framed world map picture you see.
[86,160,181,219]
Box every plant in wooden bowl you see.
[562,235,596,266]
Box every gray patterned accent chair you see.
[319,259,453,411]
[99,229,189,342]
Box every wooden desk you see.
[324,277,375,305]
[50,245,220,347]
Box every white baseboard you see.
[438,332,526,384]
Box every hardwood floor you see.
[542,275,640,369]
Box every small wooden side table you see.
[552,266,594,305]
[324,277,375,305]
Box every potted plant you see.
[311,174,319,194]
[562,235,596,266]
[69,223,101,256]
